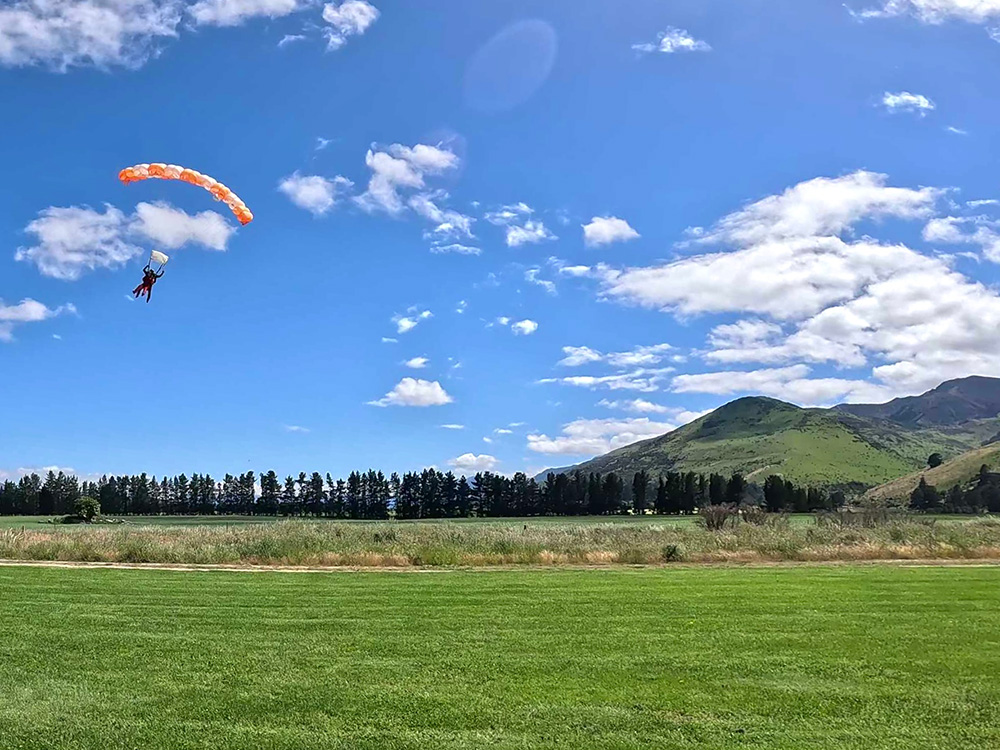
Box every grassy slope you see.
[866,442,1000,502]
[567,398,980,488]
[1,566,999,749]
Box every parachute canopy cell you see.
[118,163,254,226]
[149,250,169,267]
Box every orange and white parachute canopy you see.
[118,163,254,226]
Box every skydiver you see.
[132,265,163,303]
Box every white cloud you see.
[322,0,379,50]
[368,377,454,407]
[16,205,140,280]
[946,126,969,135]
[189,0,303,27]
[557,346,604,367]
[696,171,941,247]
[511,319,539,335]
[557,343,673,368]
[356,143,459,214]
[602,172,943,320]
[447,453,499,472]
[558,264,592,277]
[597,398,671,414]
[17,202,238,280]
[431,243,481,255]
[0,465,78,481]
[279,173,353,216]
[0,0,183,70]
[410,192,479,253]
[283,424,310,433]
[455,300,468,314]
[506,220,556,247]
[132,201,235,250]
[527,417,675,456]
[486,202,557,247]
[494,428,513,435]
[671,365,892,406]
[0,298,75,342]
[482,436,493,444]
[381,337,398,344]
[404,356,429,369]
[582,216,640,247]
[923,216,1000,262]
[278,33,306,47]
[882,91,935,115]
[591,170,1000,398]
[440,424,464,430]
[538,367,674,393]
[393,309,432,334]
[633,27,711,54]
[525,268,556,294]
[853,1,1000,24]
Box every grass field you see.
[0,514,795,531]
[0,513,987,531]
[3,516,1000,567]
[0,565,998,749]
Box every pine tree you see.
[632,471,649,515]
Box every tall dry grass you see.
[2,517,999,567]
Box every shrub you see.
[699,504,739,531]
[74,496,101,522]
[661,544,683,562]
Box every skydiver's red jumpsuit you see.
[133,268,163,303]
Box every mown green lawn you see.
[0,565,998,749]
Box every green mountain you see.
[538,377,1000,491]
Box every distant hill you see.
[538,396,979,490]
[836,376,1000,427]
[864,443,1000,503]
[537,376,1000,490]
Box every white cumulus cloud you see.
[132,201,235,250]
[17,202,238,280]
[368,377,454,407]
[279,173,353,216]
[853,1,1000,24]
[633,27,710,54]
[0,298,76,342]
[582,216,640,247]
[527,417,675,456]
[511,319,539,335]
[404,356,429,369]
[0,0,184,70]
[447,453,498,472]
[189,0,303,27]
[322,0,379,50]
[356,143,459,215]
[882,91,935,115]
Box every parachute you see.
[149,250,169,271]
[118,163,254,226]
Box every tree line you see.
[910,465,1000,514]
[1,468,834,518]
[1,465,993,519]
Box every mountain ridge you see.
[536,376,1000,490]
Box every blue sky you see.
[4,0,1000,481]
